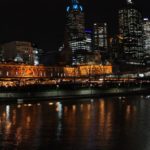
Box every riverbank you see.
[0,86,150,101]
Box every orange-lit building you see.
[0,63,112,78]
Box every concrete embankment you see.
[0,87,149,101]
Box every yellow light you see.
[37,103,40,106]
[49,102,53,106]
[28,104,32,107]
[17,105,21,108]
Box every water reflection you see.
[0,96,149,149]
[56,102,62,141]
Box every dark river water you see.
[0,95,150,150]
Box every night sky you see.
[0,0,149,51]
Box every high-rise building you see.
[32,48,44,66]
[85,29,92,52]
[118,0,144,64]
[65,0,86,65]
[93,23,108,51]
[92,23,109,64]
[143,18,150,54]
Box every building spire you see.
[71,0,79,4]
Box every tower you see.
[93,23,108,51]
[93,23,108,64]
[118,0,144,64]
[66,0,85,39]
[65,0,86,65]
[85,29,92,52]
[143,18,150,54]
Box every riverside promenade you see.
[0,86,149,101]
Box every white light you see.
[144,18,149,21]
[127,0,132,4]
[6,105,10,121]
[56,102,62,119]
[139,73,144,77]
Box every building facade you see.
[118,0,144,64]
[93,23,108,51]
[1,41,34,64]
[143,18,150,54]
[85,29,92,52]
[92,23,109,64]
[65,0,86,65]
[0,64,112,79]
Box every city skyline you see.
[0,0,149,51]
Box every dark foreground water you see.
[0,95,150,150]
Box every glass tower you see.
[118,0,144,64]
[143,18,150,54]
[65,0,86,65]
[85,29,92,52]
[93,23,108,51]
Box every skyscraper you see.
[93,23,108,51]
[65,0,86,65]
[93,23,108,64]
[85,29,92,52]
[118,0,144,64]
[143,18,150,54]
